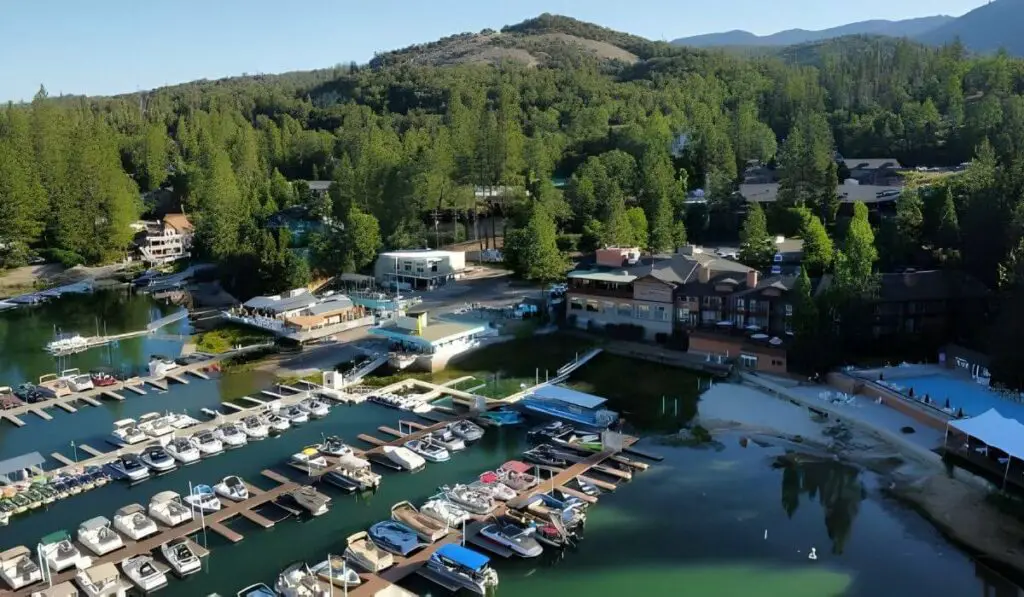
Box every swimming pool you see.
[886,374,1024,424]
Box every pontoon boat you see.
[113,504,157,540]
[343,532,393,573]
[368,521,424,556]
[424,544,499,595]
[39,530,87,572]
[77,516,124,556]
[74,562,130,597]
[0,546,41,590]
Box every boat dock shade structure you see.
[520,385,619,430]
[945,408,1024,487]
[223,289,372,342]
[370,315,486,354]
[0,452,45,484]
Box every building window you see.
[740,354,758,368]
[570,299,583,311]
[748,299,758,312]
[618,303,633,317]
[687,296,698,304]
[656,306,669,321]
[736,299,745,310]
[785,303,793,316]
[677,307,689,321]
[636,304,650,319]
[403,263,411,272]
[585,300,600,312]
[431,263,438,272]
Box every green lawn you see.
[194,324,275,354]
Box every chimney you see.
[746,269,759,288]
[698,264,711,284]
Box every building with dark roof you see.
[841,157,904,186]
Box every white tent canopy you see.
[948,409,1024,460]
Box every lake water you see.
[0,294,1020,596]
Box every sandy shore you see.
[695,382,1024,575]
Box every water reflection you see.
[777,456,866,554]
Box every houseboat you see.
[518,385,618,431]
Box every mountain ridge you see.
[672,16,954,47]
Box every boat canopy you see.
[112,419,137,427]
[115,504,146,517]
[151,491,181,503]
[40,530,71,545]
[436,544,490,571]
[501,460,531,474]
[0,546,31,561]
[79,516,111,531]
[83,562,119,584]
[529,385,607,409]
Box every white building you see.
[373,250,466,291]
[136,214,193,265]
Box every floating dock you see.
[55,402,76,413]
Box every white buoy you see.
[808,547,818,560]
[764,529,768,540]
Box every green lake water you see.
[0,294,1020,596]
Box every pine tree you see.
[798,210,833,276]
[142,123,170,191]
[834,202,878,296]
[625,207,649,250]
[739,202,775,270]
[520,204,568,284]
[935,187,960,248]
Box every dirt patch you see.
[534,33,639,63]
[0,263,66,290]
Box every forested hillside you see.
[4,14,1024,383]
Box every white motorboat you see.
[121,555,168,593]
[299,398,330,418]
[430,429,466,452]
[241,415,270,439]
[478,518,543,557]
[317,436,367,463]
[439,484,495,515]
[139,445,177,473]
[469,480,516,502]
[310,555,361,589]
[109,419,147,446]
[190,431,223,456]
[113,504,158,540]
[160,538,201,576]
[420,498,470,527]
[405,438,449,463]
[168,412,199,429]
[75,562,130,597]
[282,405,309,425]
[344,532,394,573]
[46,335,89,356]
[289,448,329,473]
[382,445,425,471]
[275,562,329,597]
[214,423,248,448]
[39,530,88,572]
[0,546,41,590]
[148,491,193,527]
[449,420,484,442]
[138,412,175,438]
[262,412,289,433]
[281,486,330,517]
[107,454,151,482]
[213,476,249,501]
[183,485,222,514]
[425,544,499,595]
[237,583,278,597]
[77,516,124,556]
[67,374,95,393]
[165,436,200,464]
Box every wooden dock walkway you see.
[222,402,247,412]
[30,408,52,421]
[78,444,103,457]
[80,394,101,406]
[165,373,189,385]
[147,378,169,390]
[101,390,124,401]
[50,452,75,466]
[55,401,77,413]
[124,383,146,395]
[357,434,387,446]
[240,396,265,406]
[188,369,211,380]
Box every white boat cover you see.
[949,408,1024,459]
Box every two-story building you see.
[135,214,193,265]
[374,250,466,291]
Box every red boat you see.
[90,371,118,387]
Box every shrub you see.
[556,233,581,252]
[42,248,86,268]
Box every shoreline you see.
[696,380,1024,578]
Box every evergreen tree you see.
[791,267,824,372]
[141,123,170,191]
[625,207,649,250]
[639,148,681,252]
[894,189,924,250]
[601,194,634,247]
[834,202,878,296]
[739,203,774,270]
[798,210,833,276]
[935,187,961,248]
[510,204,568,284]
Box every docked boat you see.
[165,436,201,464]
[275,562,329,597]
[469,479,516,501]
[90,370,118,387]
[237,583,277,597]
[424,544,499,595]
[504,509,575,548]
[521,493,587,525]
[523,444,569,468]
[479,408,523,426]
[527,421,574,443]
[109,419,148,447]
[148,491,193,527]
[430,428,466,452]
[478,517,544,558]
[282,486,330,516]
[496,461,540,491]
[75,562,130,597]
[67,373,95,393]
[519,386,619,431]
[191,431,224,456]
[263,413,290,434]
[310,556,361,589]
[405,438,449,463]
[382,445,425,471]
[390,501,449,542]
[439,484,495,515]
[77,516,124,556]
[138,412,175,438]
[140,445,177,473]
[241,415,270,439]
[121,555,168,593]
[215,423,248,448]
[317,436,366,463]
[113,504,158,540]
[160,538,201,576]
[45,334,89,356]
[322,470,360,492]
[282,405,309,425]
[214,476,250,501]
[299,398,330,418]
[168,412,200,429]
[39,530,87,572]
[288,448,329,474]
[448,420,484,442]
[368,521,424,556]
[107,454,151,482]
[421,498,471,528]
[183,485,222,514]
[0,546,42,590]
[344,532,394,573]
[324,464,380,492]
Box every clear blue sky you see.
[0,0,985,102]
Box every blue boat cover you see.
[437,544,490,571]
